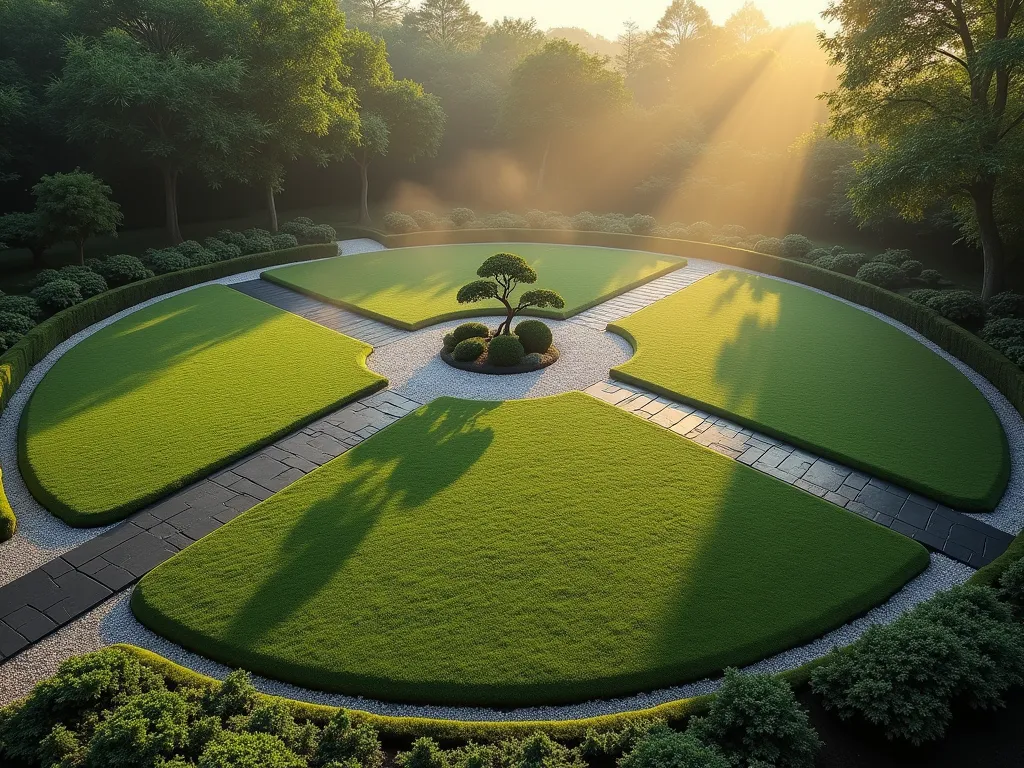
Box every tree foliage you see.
[32,170,122,265]
[404,0,487,52]
[456,252,565,335]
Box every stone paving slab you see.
[0,392,422,663]
[230,280,407,347]
[584,380,1013,567]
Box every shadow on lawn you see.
[222,397,498,646]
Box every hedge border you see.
[263,239,687,330]
[0,243,340,538]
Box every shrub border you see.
[262,237,687,330]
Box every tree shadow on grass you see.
[221,397,499,648]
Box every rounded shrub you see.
[982,317,1024,343]
[450,207,475,227]
[919,268,944,286]
[176,240,217,267]
[34,268,61,287]
[270,233,299,250]
[515,319,552,354]
[240,229,275,255]
[998,557,1024,616]
[487,334,525,367]
[628,214,658,235]
[452,337,486,362]
[908,288,943,305]
[96,254,153,286]
[804,247,830,263]
[572,211,601,232]
[872,248,912,266]
[56,265,108,298]
[0,295,42,320]
[217,229,249,248]
[442,333,457,352]
[281,218,336,244]
[684,221,715,242]
[620,724,729,768]
[383,212,420,234]
[925,290,986,331]
[204,238,243,262]
[987,292,1024,320]
[30,279,82,313]
[780,233,815,260]
[411,210,439,230]
[856,262,906,290]
[753,237,783,256]
[0,311,36,339]
[149,250,191,275]
[720,224,748,238]
[522,352,543,367]
[452,322,490,344]
[900,259,924,278]
[525,209,548,229]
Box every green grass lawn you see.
[19,285,386,526]
[609,271,1008,511]
[262,243,685,329]
[133,392,927,707]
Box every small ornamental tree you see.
[32,170,122,265]
[456,252,565,336]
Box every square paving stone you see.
[233,455,290,485]
[913,530,948,551]
[261,468,305,493]
[0,570,62,616]
[44,572,112,623]
[41,558,73,579]
[650,407,686,428]
[845,473,870,491]
[165,533,195,551]
[898,501,933,529]
[845,501,877,521]
[825,492,850,507]
[147,497,190,521]
[925,515,953,539]
[181,517,225,541]
[778,453,813,478]
[758,447,790,469]
[795,478,827,497]
[855,485,906,517]
[890,520,921,538]
[0,622,27,658]
[62,523,144,567]
[670,414,706,436]
[737,446,766,466]
[836,484,860,501]
[4,605,56,641]
[227,478,274,501]
[948,524,986,551]
[224,494,261,513]
[802,461,849,492]
[943,542,973,564]
[307,434,350,458]
[92,564,135,591]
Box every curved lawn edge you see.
[262,247,687,331]
[606,283,1010,513]
[15,288,388,528]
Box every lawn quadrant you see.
[19,284,386,526]
[262,243,685,329]
[609,271,1008,510]
[133,393,928,707]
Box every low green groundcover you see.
[609,271,1009,511]
[262,243,685,329]
[133,393,927,707]
[19,285,386,526]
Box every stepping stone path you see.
[584,380,1013,568]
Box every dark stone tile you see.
[0,570,61,616]
[118,537,179,577]
[165,506,219,532]
[948,524,986,551]
[148,522,179,539]
[898,501,933,529]
[92,564,135,591]
[913,530,948,551]
[0,622,27,657]
[224,495,260,513]
[181,517,224,541]
[147,498,189,521]
[845,501,877,520]
[261,468,304,493]
[44,572,112,623]
[62,523,144,567]
[907,492,938,510]
[233,455,289,485]
[890,520,920,538]
[165,533,194,551]
[875,513,895,527]
[128,512,161,529]
[984,536,1011,560]
[41,558,74,579]
[884,485,911,500]
[213,506,244,525]
[4,605,57,641]
[931,505,961,522]
[227,478,273,501]
[77,557,108,576]
[943,541,973,564]
[925,515,953,539]
[802,461,847,492]
[856,485,906,517]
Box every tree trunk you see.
[162,167,183,244]
[972,181,1007,300]
[266,183,279,233]
[536,139,551,194]
[76,238,85,267]
[359,159,371,225]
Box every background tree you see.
[49,0,258,244]
[502,40,629,191]
[725,2,770,45]
[654,0,712,51]
[822,0,1024,298]
[0,212,51,266]
[403,0,487,52]
[32,170,122,265]
[456,252,565,335]
[478,17,545,78]
[206,0,359,232]
[340,0,410,28]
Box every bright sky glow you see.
[471,0,829,39]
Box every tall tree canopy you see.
[403,0,486,52]
[503,39,629,191]
[725,2,770,45]
[340,0,410,28]
[822,0,1024,299]
[655,0,712,50]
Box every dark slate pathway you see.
[0,391,422,663]
[231,280,407,347]
[586,380,1015,568]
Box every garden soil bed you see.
[440,346,560,375]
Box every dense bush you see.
[452,337,486,362]
[453,322,490,344]
[900,260,924,278]
[0,311,36,338]
[814,252,869,276]
[315,711,384,768]
[907,288,943,306]
[384,212,420,234]
[683,221,714,242]
[31,278,83,313]
[450,208,476,227]
[619,725,729,768]
[918,268,943,286]
[396,736,448,768]
[515,320,552,354]
[981,318,1024,343]
[198,731,305,768]
[752,237,783,256]
[177,240,218,268]
[997,557,1024,616]
[149,250,192,275]
[488,334,525,367]
[411,210,439,230]
[218,229,249,249]
[811,585,1024,744]
[873,248,912,266]
[855,262,906,290]
[0,294,43,320]
[204,238,243,262]
[442,332,458,352]
[924,290,987,332]
[280,218,337,244]
[56,265,108,298]
[240,229,275,255]
[780,234,815,261]
[689,669,819,768]
[84,689,193,768]
[95,254,154,286]
[628,214,657,235]
[522,352,543,366]
[987,292,1024,320]
[271,233,300,251]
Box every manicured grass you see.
[609,271,1009,511]
[262,243,685,329]
[133,392,927,707]
[19,285,386,526]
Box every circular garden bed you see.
[439,320,560,375]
